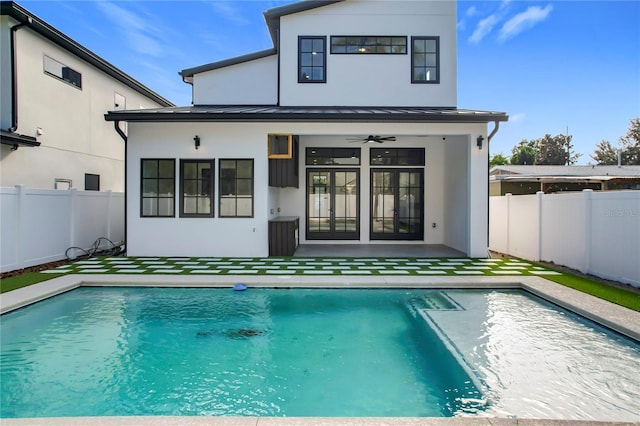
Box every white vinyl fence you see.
[490,190,640,287]
[1,185,124,273]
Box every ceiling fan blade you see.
[378,136,396,141]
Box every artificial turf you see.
[1,257,638,312]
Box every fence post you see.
[106,190,113,241]
[583,189,593,274]
[15,185,26,270]
[536,191,544,262]
[505,193,511,255]
[69,188,77,257]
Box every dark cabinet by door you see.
[269,136,299,188]
[268,216,299,256]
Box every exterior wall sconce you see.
[194,135,200,150]
[477,135,484,150]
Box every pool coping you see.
[2,275,640,426]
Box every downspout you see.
[8,17,31,133]
[114,121,128,254]
[486,120,500,257]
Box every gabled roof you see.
[263,0,344,45]
[490,165,640,178]
[105,105,508,123]
[180,0,344,80]
[1,1,174,107]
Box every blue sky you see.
[19,0,640,163]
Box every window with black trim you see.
[141,159,175,217]
[411,37,439,84]
[299,36,326,83]
[84,173,100,191]
[44,55,82,89]
[330,36,407,54]
[219,159,254,217]
[370,148,425,166]
[306,148,361,166]
[180,160,214,217]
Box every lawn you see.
[1,257,639,312]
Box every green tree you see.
[490,153,510,168]
[619,117,640,165]
[590,140,618,165]
[510,140,536,165]
[534,133,581,165]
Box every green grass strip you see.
[1,272,65,294]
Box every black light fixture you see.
[194,135,200,150]
[476,135,484,150]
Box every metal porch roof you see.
[105,105,508,123]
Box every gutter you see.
[8,17,30,133]
[113,121,128,254]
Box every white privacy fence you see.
[1,185,124,273]
[490,190,640,287]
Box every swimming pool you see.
[1,287,639,420]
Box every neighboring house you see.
[0,1,173,191]
[105,0,508,258]
[490,165,640,196]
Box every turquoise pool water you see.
[1,288,639,420]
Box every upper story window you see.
[330,36,407,54]
[43,55,82,89]
[299,36,326,83]
[411,37,439,84]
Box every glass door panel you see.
[307,169,359,240]
[371,169,423,240]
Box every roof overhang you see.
[491,175,640,183]
[0,130,40,149]
[105,106,509,124]
[1,1,174,107]
[263,0,344,45]
[180,49,277,83]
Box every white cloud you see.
[95,1,165,57]
[466,6,477,17]
[510,113,526,123]
[209,1,250,26]
[498,4,553,42]
[469,14,500,44]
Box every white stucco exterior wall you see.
[193,55,278,106]
[278,0,457,107]
[125,121,488,258]
[0,21,167,191]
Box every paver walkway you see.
[42,257,562,277]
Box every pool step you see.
[407,291,463,312]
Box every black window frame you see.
[298,36,327,83]
[306,148,361,166]
[219,159,254,218]
[43,55,82,89]
[370,148,426,166]
[411,36,440,84]
[179,159,215,218]
[330,36,407,55]
[140,158,175,218]
[84,173,100,191]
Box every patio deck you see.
[294,244,465,258]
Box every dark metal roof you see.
[263,0,345,45]
[0,130,40,148]
[105,105,508,123]
[1,1,174,107]
[180,49,277,81]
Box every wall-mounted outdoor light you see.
[194,135,200,150]
[477,135,484,150]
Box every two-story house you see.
[105,0,508,258]
[0,1,173,191]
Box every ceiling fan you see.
[346,135,396,144]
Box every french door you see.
[306,169,360,240]
[370,169,424,240]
